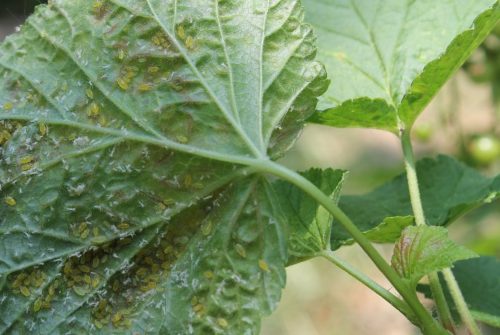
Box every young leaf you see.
[303,0,500,132]
[0,0,327,333]
[391,226,477,288]
[418,257,500,328]
[274,168,346,262]
[331,155,500,249]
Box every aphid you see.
[0,130,12,145]
[38,122,47,136]
[117,222,130,230]
[97,115,108,127]
[83,274,92,284]
[86,88,94,99]
[88,102,100,118]
[19,155,34,165]
[258,259,270,272]
[92,257,100,268]
[176,135,189,144]
[79,265,91,273]
[138,83,152,92]
[217,318,229,328]
[185,36,195,50]
[148,66,160,74]
[183,174,192,187]
[152,32,170,49]
[177,25,186,40]
[20,286,30,297]
[73,285,89,296]
[163,198,175,206]
[117,49,126,60]
[117,78,130,91]
[3,102,13,110]
[201,221,213,236]
[21,163,34,171]
[203,271,214,280]
[235,244,247,258]
[81,228,90,239]
[33,298,43,312]
[4,196,16,206]
[193,304,204,312]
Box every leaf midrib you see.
[145,0,266,158]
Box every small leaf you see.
[392,226,477,287]
[332,155,500,249]
[303,0,499,131]
[417,257,500,328]
[274,168,346,262]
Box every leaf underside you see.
[331,155,500,249]
[0,0,327,334]
[303,0,500,132]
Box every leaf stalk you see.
[319,250,416,322]
[257,160,447,335]
[400,129,481,335]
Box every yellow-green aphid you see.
[19,155,34,165]
[88,102,100,118]
[85,88,94,99]
[20,286,31,297]
[117,49,126,60]
[185,36,195,50]
[138,83,152,92]
[177,25,186,40]
[201,221,213,236]
[217,318,229,328]
[3,102,13,110]
[258,259,270,272]
[19,155,35,171]
[4,196,16,207]
[148,66,160,74]
[33,298,43,312]
[235,244,247,258]
[117,222,130,230]
[38,122,47,136]
[203,271,214,280]
[176,135,189,144]
[117,77,129,90]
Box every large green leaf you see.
[0,0,327,333]
[391,226,477,288]
[303,0,500,132]
[274,168,346,262]
[418,257,500,328]
[331,155,500,249]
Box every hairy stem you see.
[319,250,416,322]
[257,160,447,335]
[401,130,480,334]
[442,268,482,335]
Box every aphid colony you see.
[90,218,200,330]
[10,268,47,298]
[0,120,23,147]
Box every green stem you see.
[319,250,416,322]
[401,130,480,335]
[402,130,456,332]
[442,268,482,335]
[429,272,457,333]
[256,160,447,335]
[401,131,426,227]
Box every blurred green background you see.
[1,3,499,334]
